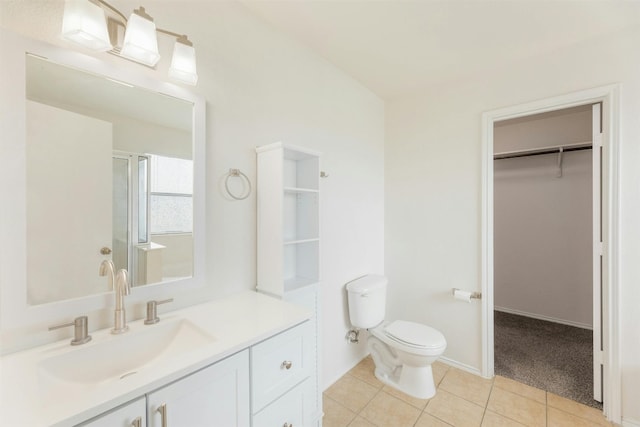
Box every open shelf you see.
[257,142,320,296]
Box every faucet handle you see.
[144,298,174,325]
[49,316,92,345]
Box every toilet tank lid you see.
[346,275,388,293]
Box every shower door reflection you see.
[112,153,150,286]
[112,156,129,273]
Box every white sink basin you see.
[39,319,215,386]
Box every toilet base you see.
[373,364,436,400]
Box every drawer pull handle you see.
[281,360,293,370]
[283,423,293,427]
[157,403,168,427]
[131,417,142,427]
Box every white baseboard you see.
[622,418,640,427]
[438,356,485,378]
[495,306,592,330]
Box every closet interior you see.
[493,104,601,408]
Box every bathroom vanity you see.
[0,31,320,427]
[0,291,315,426]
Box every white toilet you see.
[346,275,446,399]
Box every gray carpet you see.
[494,311,602,409]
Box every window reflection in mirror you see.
[25,54,194,305]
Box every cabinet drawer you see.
[251,321,313,412]
[252,379,314,427]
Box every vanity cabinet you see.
[147,350,250,427]
[76,323,318,427]
[78,351,249,427]
[256,142,323,426]
[77,398,146,427]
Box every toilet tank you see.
[346,275,387,329]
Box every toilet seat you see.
[372,320,446,356]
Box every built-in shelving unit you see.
[256,141,323,426]
[256,142,321,295]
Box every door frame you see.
[480,85,621,422]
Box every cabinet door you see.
[77,397,145,427]
[147,350,249,427]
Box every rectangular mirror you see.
[25,55,195,305]
[0,30,205,331]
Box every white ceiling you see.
[242,0,639,100]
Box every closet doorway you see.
[492,104,601,408]
[480,85,621,422]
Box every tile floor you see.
[323,357,612,427]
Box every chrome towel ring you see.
[225,168,252,200]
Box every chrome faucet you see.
[99,260,131,334]
[99,259,116,291]
[112,269,130,334]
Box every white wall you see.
[386,24,640,424]
[494,151,593,327]
[26,101,113,304]
[494,109,593,328]
[0,0,384,388]
[494,105,592,153]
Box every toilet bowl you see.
[346,275,447,399]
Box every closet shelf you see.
[284,238,320,246]
[284,276,320,292]
[494,141,592,160]
[284,187,319,194]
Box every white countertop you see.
[0,291,311,427]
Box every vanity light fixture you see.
[61,0,112,51]
[168,36,198,85]
[61,0,198,85]
[120,7,160,67]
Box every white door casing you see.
[592,103,603,403]
[481,85,620,422]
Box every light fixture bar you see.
[61,0,198,85]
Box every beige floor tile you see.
[382,384,430,410]
[482,410,527,427]
[487,387,546,427]
[493,376,546,404]
[323,395,357,427]
[325,374,379,413]
[424,389,485,427]
[432,361,450,386]
[547,393,611,426]
[547,406,613,427]
[360,390,421,427]
[348,416,377,427]
[414,412,453,427]
[349,356,384,389]
[438,367,494,407]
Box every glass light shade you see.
[120,12,160,67]
[61,0,112,51]
[168,42,198,85]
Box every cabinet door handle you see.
[281,360,293,370]
[131,416,142,427]
[283,423,293,427]
[157,403,168,427]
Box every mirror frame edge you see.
[0,29,207,332]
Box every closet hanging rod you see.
[494,141,592,160]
